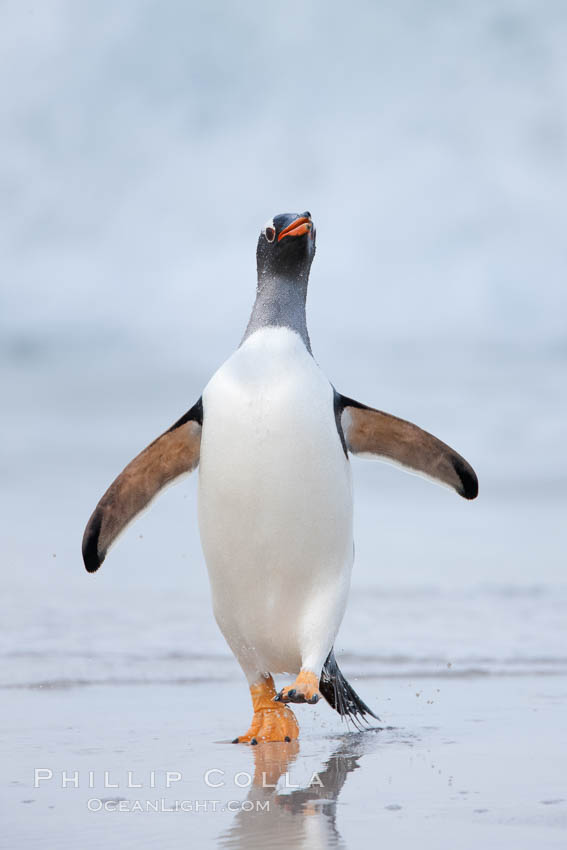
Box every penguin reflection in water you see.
[83,212,478,744]
[220,736,374,848]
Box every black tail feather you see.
[319,649,380,728]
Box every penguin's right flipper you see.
[82,398,203,573]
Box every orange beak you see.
[277,216,312,242]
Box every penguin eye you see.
[265,226,276,243]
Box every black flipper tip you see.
[82,512,104,573]
[454,456,479,500]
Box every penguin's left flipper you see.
[82,398,203,573]
[336,392,478,500]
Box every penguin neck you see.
[242,271,312,353]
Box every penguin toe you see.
[275,687,304,704]
[276,671,322,705]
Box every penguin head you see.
[256,211,316,281]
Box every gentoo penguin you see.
[82,211,478,744]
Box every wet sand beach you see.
[2,674,566,849]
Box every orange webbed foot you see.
[275,670,321,705]
[233,674,300,744]
[232,705,299,745]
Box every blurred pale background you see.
[1,0,566,689]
